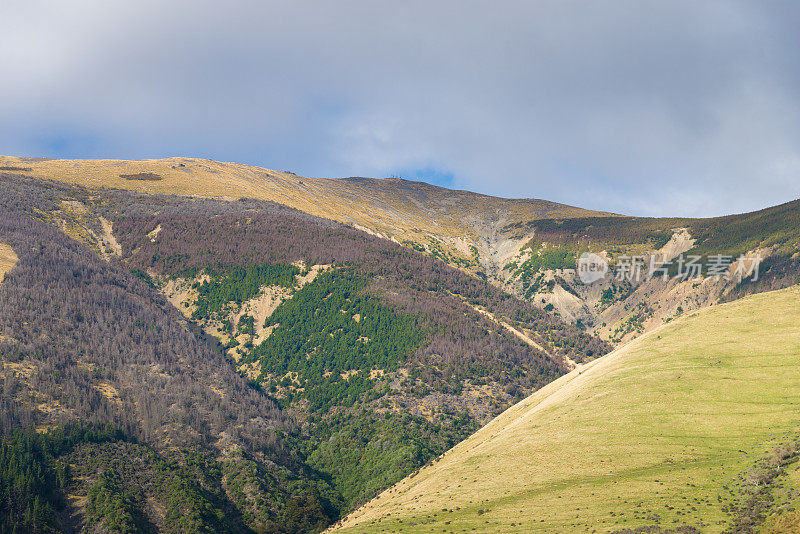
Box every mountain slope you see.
[498,200,800,343]
[90,176,607,509]
[2,160,800,532]
[0,155,615,278]
[0,178,340,532]
[4,156,799,349]
[333,285,800,533]
[0,171,608,530]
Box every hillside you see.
[3,161,799,532]
[501,204,800,343]
[0,171,607,532]
[0,177,343,532]
[3,156,798,348]
[333,286,800,533]
[0,155,614,279]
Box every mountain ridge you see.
[0,155,619,276]
[4,155,799,349]
[2,159,800,532]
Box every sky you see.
[1,1,799,217]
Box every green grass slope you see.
[333,286,800,533]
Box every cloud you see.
[1,0,799,216]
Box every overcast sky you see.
[2,1,799,216]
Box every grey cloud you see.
[1,0,799,216]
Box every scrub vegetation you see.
[0,173,608,529]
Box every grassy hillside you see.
[334,286,800,533]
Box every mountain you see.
[0,176,339,533]
[0,171,604,533]
[332,285,800,533]
[498,202,800,343]
[2,157,799,533]
[0,155,615,278]
[3,155,798,347]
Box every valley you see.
[3,4,795,533]
[0,171,603,532]
[0,161,798,533]
[333,286,800,533]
